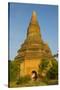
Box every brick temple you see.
[15,11,53,77]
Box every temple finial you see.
[31,11,37,23]
[32,11,36,17]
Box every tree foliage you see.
[8,59,20,82]
[46,59,58,79]
[38,58,58,80]
[38,58,49,73]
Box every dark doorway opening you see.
[31,70,38,80]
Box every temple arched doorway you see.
[31,70,38,80]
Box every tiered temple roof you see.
[15,11,52,60]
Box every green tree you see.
[46,59,58,79]
[8,59,20,82]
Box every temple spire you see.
[27,11,41,39]
[31,11,37,24]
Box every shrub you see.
[8,60,20,82]
[46,59,58,80]
[16,76,31,85]
[38,58,58,81]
